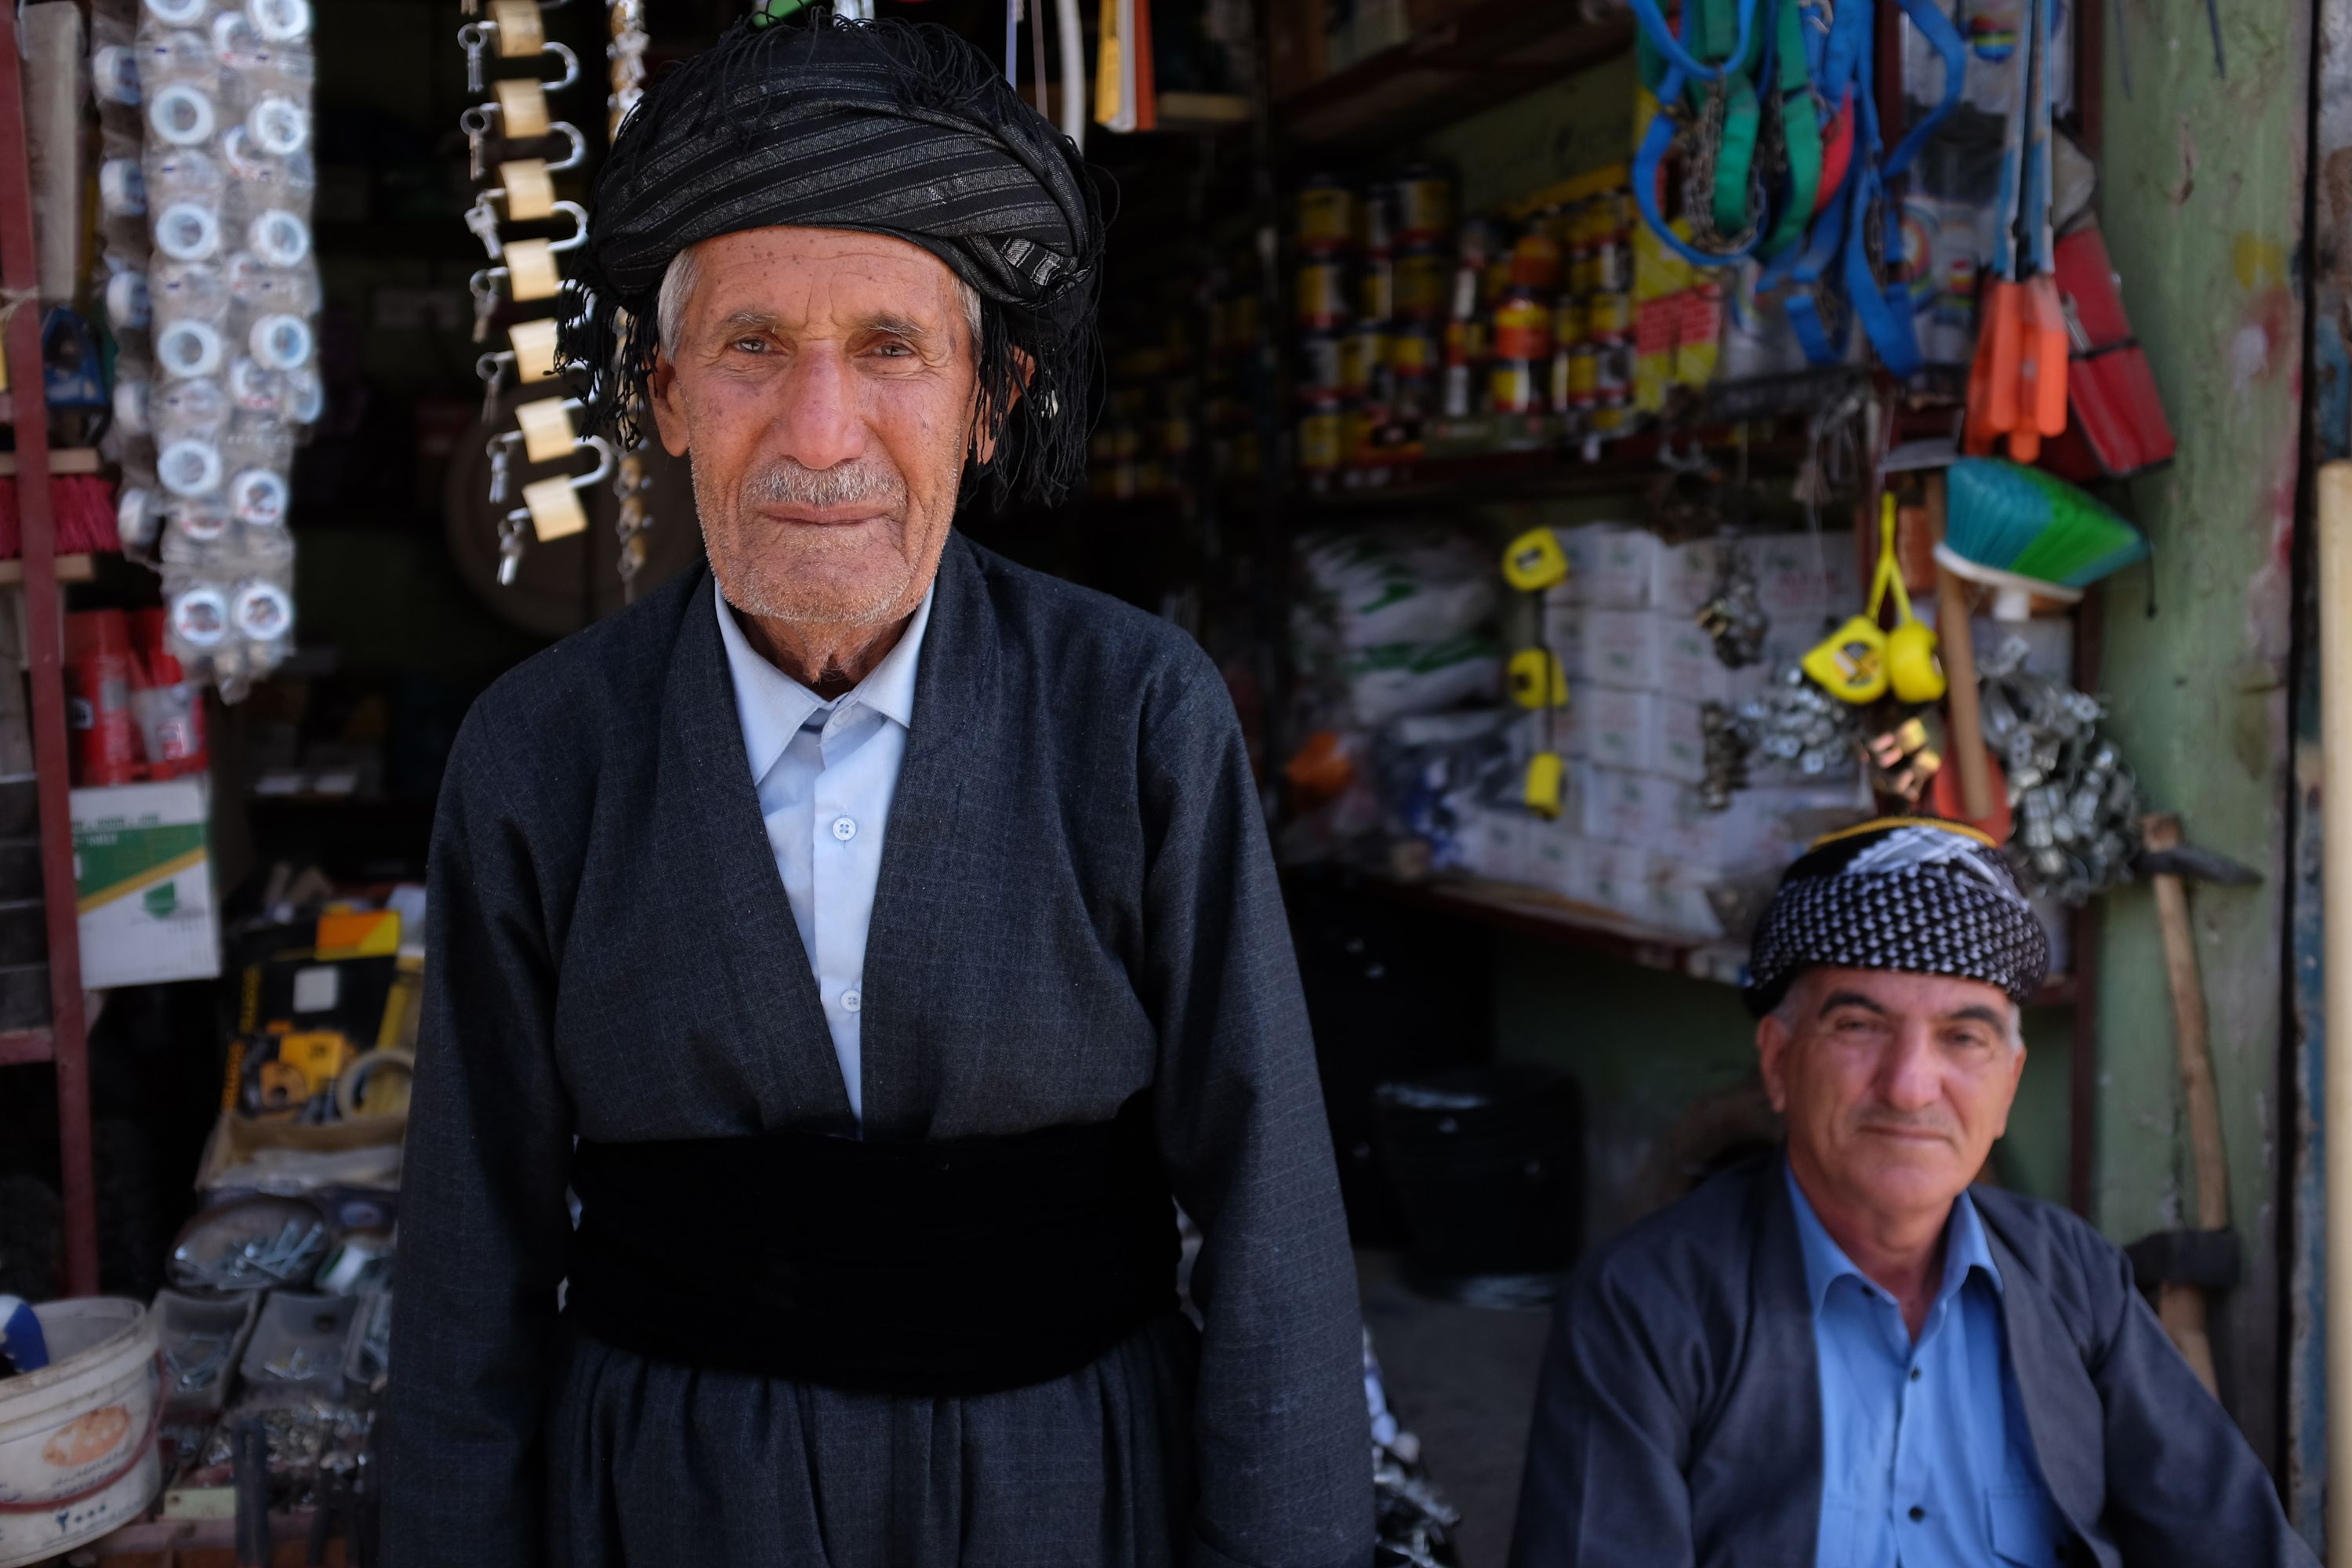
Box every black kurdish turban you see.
[558,12,1107,504]
[1742,818,2051,1018]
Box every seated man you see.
[1510,818,2314,1568]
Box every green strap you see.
[1638,0,1818,250]
[1711,75,1762,237]
[1762,0,1820,256]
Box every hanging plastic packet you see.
[136,0,315,695]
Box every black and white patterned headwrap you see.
[559,13,1105,506]
[1742,818,2050,1017]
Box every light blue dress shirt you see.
[1788,1167,2072,1568]
[713,584,934,1128]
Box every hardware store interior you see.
[0,0,2342,1561]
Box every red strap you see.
[1817,91,1855,214]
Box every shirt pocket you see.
[1987,1483,2063,1567]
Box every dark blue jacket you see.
[1510,1154,2314,1567]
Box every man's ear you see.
[970,348,1033,466]
[1756,1009,1793,1115]
[648,354,689,458]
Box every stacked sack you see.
[1461,524,1865,935]
[1292,525,1502,728]
[1284,525,1513,869]
[126,0,317,697]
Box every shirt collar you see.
[1784,1159,2002,1316]
[713,579,936,781]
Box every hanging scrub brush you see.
[1935,458,2148,621]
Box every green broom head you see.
[1945,459,2149,590]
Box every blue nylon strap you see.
[1626,0,1759,83]
[1882,0,1965,180]
[1838,25,1923,376]
[1780,175,1853,363]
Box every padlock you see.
[513,394,582,463]
[507,434,615,544]
[462,98,578,177]
[1501,526,1570,593]
[466,190,585,260]
[459,5,579,93]
[486,160,568,223]
[477,317,564,418]
[471,205,583,312]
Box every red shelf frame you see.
[1,5,100,1298]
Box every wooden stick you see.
[2318,461,2352,1566]
[2143,813,2230,1231]
[2156,1280,2220,1396]
[1929,472,1995,821]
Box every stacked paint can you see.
[1559,188,1635,431]
[1294,173,1352,476]
[1292,165,1457,477]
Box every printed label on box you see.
[1578,686,1651,771]
[72,779,220,989]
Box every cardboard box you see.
[1580,764,1678,846]
[1539,599,1587,684]
[1458,808,1532,883]
[1653,782,1860,869]
[1578,839,1657,921]
[1578,608,1665,689]
[72,778,219,989]
[1646,693,1711,783]
[1523,818,1584,899]
[1577,685,1653,772]
[1549,524,1661,609]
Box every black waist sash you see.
[564,1092,1178,1396]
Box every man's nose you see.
[1876,1023,1944,1112]
[769,348,866,472]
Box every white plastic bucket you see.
[0,1298,165,1568]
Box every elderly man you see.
[382,16,1369,1567]
[1510,818,2314,1568]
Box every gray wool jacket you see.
[1509,1153,2316,1568]
[383,535,1370,1568]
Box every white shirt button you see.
[842,988,862,1013]
[831,815,857,841]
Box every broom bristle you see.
[1946,459,2148,590]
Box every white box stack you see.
[1515,524,1867,934]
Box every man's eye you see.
[869,340,914,358]
[731,336,768,353]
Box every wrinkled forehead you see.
[678,225,971,339]
[1788,964,2017,1025]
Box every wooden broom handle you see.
[2143,812,2230,1229]
[1929,472,1994,821]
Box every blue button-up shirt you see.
[715,585,934,1128]
[1788,1167,2072,1568]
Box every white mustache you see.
[1855,1112,1958,1142]
[740,457,906,512]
